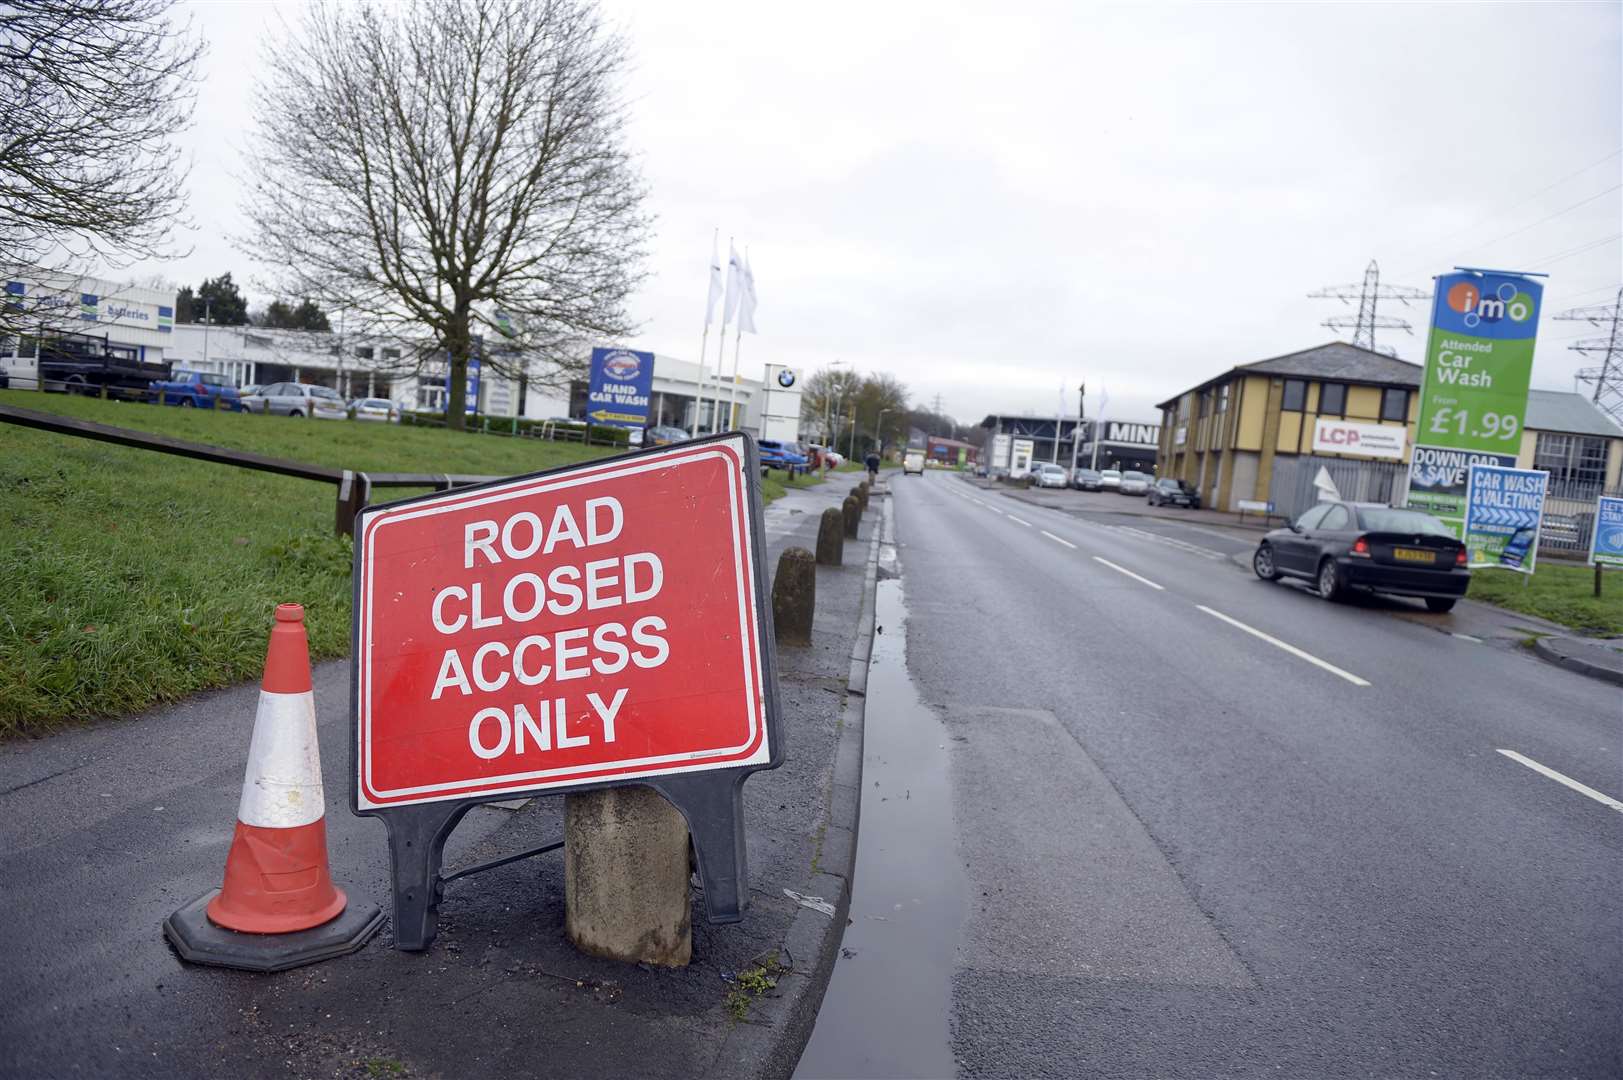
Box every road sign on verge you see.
[352,432,782,950]
[1462,463,1548,572]
[1590,495,1623,568]
[587,346,654,430]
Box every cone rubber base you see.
[163,889,384,973]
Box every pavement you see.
[818,469,1621,1078]
[0,472,882,1080]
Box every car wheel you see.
[1253,543,1280,581]
[1317,558,1344,602]
[1424,597,1457,613]
[179,397,194,408]
[289,410,304,418]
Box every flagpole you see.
[726,323,744,431]
[692,227,719,438]
[711,301,729,433]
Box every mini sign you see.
[352,433,781,949]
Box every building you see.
[2,269,177,385]
[977,413,1158,477]
[1155,341,1623,524]
[1077,420,1160,474]
[924,435,979,466]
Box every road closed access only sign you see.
[352,434,779,810]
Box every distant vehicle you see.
[1031,462,1068,488]
[349,397,400,422]
[249,381,349,419]
[809,444,845,468]
[239,384,261,399]
[758,439,809,474]
[150,369,244,410]
[1252,501,1468,612]
[37,331,169,397]
[903,450,926,475]
[1071,468,1103,491]
[1148,477,1200,508]
[645,425,690,447]
[1118,470,1152,495]
[1099,468,1123,491]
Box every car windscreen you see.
[1102,470,1121,477]
[1123,471,1149,481]
[1356,508,1454,537]
[310,387,343,399]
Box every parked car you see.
[38,331,169,397]
[1148,477,1200,508]
[645,425,690,447]
[1118,470,1152,496]
[149,369,244,411]
[248,381,349,419]
[1031,462,1068,488]
[758,439,809,474]
[1099,468,1123,491]
[1252,501,1469,612]
[903,449,926,475]
[349,397,400,422]
[1071,467,1103,491]
[810,444,845,468]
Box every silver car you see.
[1099,468,1123,491]
[349,397,400,422]
[250,381,349,419]
[1119,470,1152,495]
[1031,462,1069,488]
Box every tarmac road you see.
[880,470,1621,1079]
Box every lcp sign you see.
[352,433,781,950]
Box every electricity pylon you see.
[1555,286,1623,427]
[1309,260,1430,357]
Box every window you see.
[1381,388,1409,421]
[1282,379,1307,411]
[1318,504,1350,531]
[1318,382,1346,416]
[1534,432,1608,490]
[1198,390,1211,418]
[383,347,401,361]
[1216,383,1230,413]
[1294,504,1332,530]
[354,346,375,361]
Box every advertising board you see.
[1311,418,1407,460]
[587,346,655,429]
[1462,463,1548,572]
[1589,495,1623,569]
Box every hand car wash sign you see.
[587,346,655,428]
[352,434,781,949]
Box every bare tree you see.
[0,0,200,285]
[241,0,649,428]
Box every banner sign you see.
[587,347,655,429]
[1462,464,1547,572]
[352,433,781,950]
[1590,495,1623,569]
[990,433,1011,469]
[1312,418,1407,460]
[1407,445,1516,524]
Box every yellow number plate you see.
[1392,547,1435,563]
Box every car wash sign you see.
[353,434,778,810]
[1462,464,1547,573]
[587,347,655,429]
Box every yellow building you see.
[1156,342,1623,527]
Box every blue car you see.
[150,369,244,411]
[758,439,809,475]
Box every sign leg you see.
[649,772,749,923]
[381,802,472,951]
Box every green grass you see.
[1467,559,1623,636]
[0,390,620,737]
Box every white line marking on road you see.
[1496,749,1623,813]
[1196,605,1371,686]
[1093,556,1164,590]
[1008,515,1032,527]
[1041,530,1077,549]
[1452,633,1483,643]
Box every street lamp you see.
[824,359,848,446]
[1070,381,1086,477]
[875,408,891,457]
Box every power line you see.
[1307,259,1429,355]
[1522,232,1621,270]
[1455,183,1622,258]
[1554,286,1623,427]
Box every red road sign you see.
[353,435,776,810]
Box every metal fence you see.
[1269,454,1408,521]
[1540,478,1619,555]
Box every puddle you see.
[794,574,967,1080]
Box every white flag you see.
[704,232,723,329]
[738,251,758,334]
[722,240,744,324]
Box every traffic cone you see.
[163,603,382,972]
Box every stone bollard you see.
[816,507,844,566]
[772,547,816,646]
[842,496,861,539]
[857,481,870,511]
[565,787,692,967]
[849,486,866,517]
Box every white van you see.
[903,450,925,475]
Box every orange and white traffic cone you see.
[164,604,381,971]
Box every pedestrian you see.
[864,449,880,482]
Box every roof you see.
[1525,389,1623,438]
[1156,341,1421,408]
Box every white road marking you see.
[1008,515,1033,528]
[1114,525,1227,561]
[1496,749,1623,813]
[1452,633,1483,643]
[1196,605,1371,687]
[1093,557,1164,591]
[1041,530,1078,549]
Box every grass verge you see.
[1467,560,1623,636]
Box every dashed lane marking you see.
[1496,749,1623,813]
[1008,515,1033,527]
[1041,530,1078,549]
[1092,556,1165,591]
[1196,605,1370,687]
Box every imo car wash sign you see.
[1409,269,1543,533]
[352,434,781,949]
[587,346,655,429]
[1462,463,1547,573]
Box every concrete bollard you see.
[856,481,870,511]
[849,486,865,517]
[772,547,816,645]
[842,496,861,539]
[816,507,844,566]
[564,787,692,967]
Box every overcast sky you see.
[133,0,1621,425]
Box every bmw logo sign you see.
[777,369,796,388]
[603,352,641,381]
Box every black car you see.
[1252,501,1469,612]
[1071,468,1103,491]
[1148,477,1200,508]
